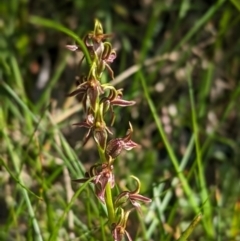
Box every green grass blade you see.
[0,157,42,200]
[175,0,227,50]
[138,70,199,214]
[0,110,43,241]
[160,135,195,213]
[230,0,240,11]
[187,65,214,237]
[1,81,38,123]
[29,16,92,66]
[177,214,202,241]
[48,178,93,241]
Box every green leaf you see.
[230,0,240,11]
[177,214,202,241]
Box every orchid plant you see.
[66,19,151,241]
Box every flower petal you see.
[65,45,78,51]
[123,140,139,151]
[111,99,136,107]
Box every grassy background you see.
[1,0,240,240]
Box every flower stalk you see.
[68,19,151,240]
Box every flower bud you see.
[94,128,108,150]
[106,138,124,158]
[94,19,103,37]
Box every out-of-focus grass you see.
[1,0,240,240]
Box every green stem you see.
[97,146,115,224]
[105,182,115,224]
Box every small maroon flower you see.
[73,110,112,148]
[106,122,139,159]
[87,19,113,43]
[111,208,133,241]
[93,120,110,150]
[72,112,94,145]
[101,88,135,126]
[84,41,116,79]
[66,20,115,80]
[72,163,115,203]
[115,176,152,212]
[96,42,116,79]
[67,77,104,111]
[65,19,112,52]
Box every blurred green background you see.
[1,0,240,240]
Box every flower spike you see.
[66,19,151,240]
